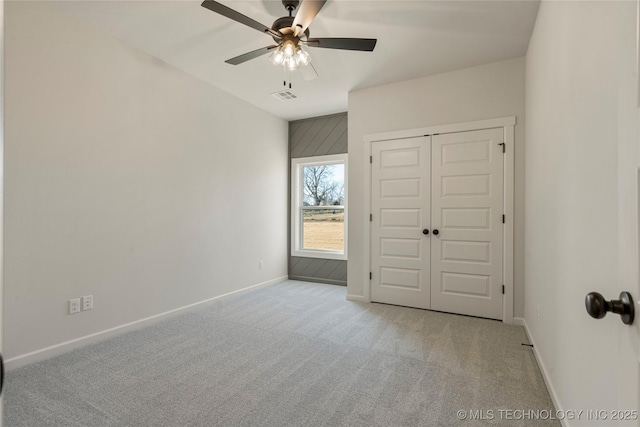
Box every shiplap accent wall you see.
[289,112,347,286]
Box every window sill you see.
[291,250,347,261]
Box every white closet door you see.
[430,128,504,319]
[371,136,431,309]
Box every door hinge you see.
[370,155,373,164]
[502,214,505,224]
[370,272,372,280]
[499,142,505,153]
[502,285,505,294]
[370,214,373,222]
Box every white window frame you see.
[291,154,348,260]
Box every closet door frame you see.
[362,116,516,323]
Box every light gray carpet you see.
[5,280,558,426]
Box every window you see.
[291,154,347,260]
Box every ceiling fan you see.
[201,0,377,85]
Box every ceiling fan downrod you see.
[282,1,299,17]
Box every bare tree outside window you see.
[303,165,344,206]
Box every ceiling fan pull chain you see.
[283,67,292,89]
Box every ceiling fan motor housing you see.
[271,16,309,42]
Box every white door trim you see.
[362,116,516,323]
[1,0,6,418]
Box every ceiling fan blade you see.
[300,63,319,81]
[292,0,327,37]
[201,1,281,39]
[305,38,377,51]
[225,46,278,65]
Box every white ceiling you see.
[53,0,540,121]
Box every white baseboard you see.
[346,293,369,303]
[520,318,568,427]
[5,276,287,371]
[288,275,346,287]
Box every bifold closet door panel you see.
[370,136,431,309]
[430,128,504,320]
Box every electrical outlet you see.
[259,260,264,270]
[82,295,93,311]
[69,298,81,314]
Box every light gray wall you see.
[525,0,639,415]
[4,2,288,361]
[347,57,526,316]
[289,113,347,286]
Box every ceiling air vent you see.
[271,90,299,101]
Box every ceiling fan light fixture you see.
[282,40,296,58]
[270,40,311,72]
[295,47,311,66]
[269,49,285,66]
[285,56,299,71]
